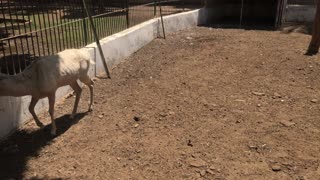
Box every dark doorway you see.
[241,0,278,27]
[206,0,281,28]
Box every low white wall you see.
[0,8,208,139]
[285,5,315,23]
[87,8,208,71]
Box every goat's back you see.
[33,49,93,94]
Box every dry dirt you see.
[1,26,320,180]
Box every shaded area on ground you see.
[0,113,86,179]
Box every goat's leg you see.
[29,97,44,128]
[48,94,56,136]
[70,82,82,119]
[80,76,94,112]
[87,79,94,112]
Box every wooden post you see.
[307,0,320,55]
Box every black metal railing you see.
[0,0,203,75]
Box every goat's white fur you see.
[0,49,95,136]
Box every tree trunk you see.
[307,0,320,55]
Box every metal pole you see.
[83,18,88,45]
[275,0,286,29]
[158,0,166,39]
[182,0,185,12]
[154,0,157,17]
[240,0,244,27]
[126,0,130,28]
[82,0,111,78]
[239,0,244,27]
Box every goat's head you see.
[0,73,11,96]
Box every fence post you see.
[82,0,111,78]
[81,0,89,45]
[82,19,88,45]
[158,0,166,39]
[240,0,244,27]
[154,0,157,17]
[182,0,185,12]
[126,0,130,28]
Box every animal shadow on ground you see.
[0,112,87,180]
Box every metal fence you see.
[0,0,203,75]
[287,0,316,5]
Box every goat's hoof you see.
[50,130,57,136]
[36,122,45,128]
[69,114,75,119]
[88,107,93,112]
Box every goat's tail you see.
[80,49,96,65]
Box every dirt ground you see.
[1,26,320,180]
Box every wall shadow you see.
[199,23,276,31]
[0,113,87,179]
[281,23,313,35]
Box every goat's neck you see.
[1,71,33,97]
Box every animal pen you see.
[0,0,203,75]
[1,0,320,179]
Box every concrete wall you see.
[285,5,316,22]
[0,8,208,140]
[86,8,208,73]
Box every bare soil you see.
[1,26,320,180]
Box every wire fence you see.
[0,0,203,75]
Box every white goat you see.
[0,49,94,136]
